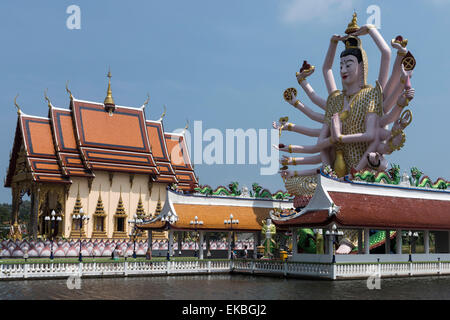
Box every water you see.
[1,274,450,300]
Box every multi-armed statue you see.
[273,13,417,253]
[275,13,416,182]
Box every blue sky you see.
[0,0,449,203]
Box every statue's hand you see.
[296,65,315,81]
[330,34,346,43]
[397,88,415,107]
[279,170,294,179]
[350,24,373,37]
[272,121,284,130]
[280,155,292,165]
[272,144,289,152]
[391,39,407,54]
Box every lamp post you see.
[224,214,239,259]
[128,215,144,259]
[45,209,62,260]
[190,216,203,258]
[407,231,419,262]
[72,208,89,262]
[325,224,343,263]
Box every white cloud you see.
[279,0,358,25]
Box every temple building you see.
[4,73,198,240]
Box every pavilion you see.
[271,171,450,263]
[137,188,293,259]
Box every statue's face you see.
[340,55,359,86]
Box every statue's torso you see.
[325,82,383,172]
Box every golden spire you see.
[94,186,106,216]
[155,189,162,216]
[345,12,360,34]
[72,184,84,215]
[115,189,126,216]
[104,69,115,107]
[136,191,146,217]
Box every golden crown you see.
[345,12,360,34]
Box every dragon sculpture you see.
[194,182,242,196]
[351,164,448,189]
[409,167,449,189]
[353,163,401,184]
[194,182,292,199]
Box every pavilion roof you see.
[272,173,450,231]
[137,189,293,232]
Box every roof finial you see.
[14,94,22,115]
[141,93,150,109]
[182,119,189,135]
[158,105,167,122]
[44,89,53,109]
[65,81,73,100]
[104,68,116,113]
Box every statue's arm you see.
[352,25,391,88]
[298,79,327,110]
[383,39,408,101]
[367,26,391,89]
[380,88,414,127]
[280,167,322,179]
[317,123,332,165]
[322,35,342,94]
[289,99,325,123]
[333,112,377,144]
[280,154,322,165]
[272,121,321,137]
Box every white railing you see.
[0,260,232,280]
[2,259,450,280]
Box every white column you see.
[358,230,363,254]
[253,232,257,259]
[424,230,430,254]
[327,230,333,255]
[396,229,402,254]
[385,230,390,254]
[199,231,204,259]
[291,228,298,256]
[168,229,174,257]
[364,228,370,254]
[227,232,232,259]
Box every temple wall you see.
[64,172,167,239]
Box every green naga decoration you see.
[194,181,292,199]
[354,163,401,184]
[409,167,449,189]
[261,219,276,258]
[250,183,291,200]
[194,182,242,196]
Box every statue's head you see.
[340,37,363,87]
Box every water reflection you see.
[1,275,450,300]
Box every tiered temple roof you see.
[5,83,198,190]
